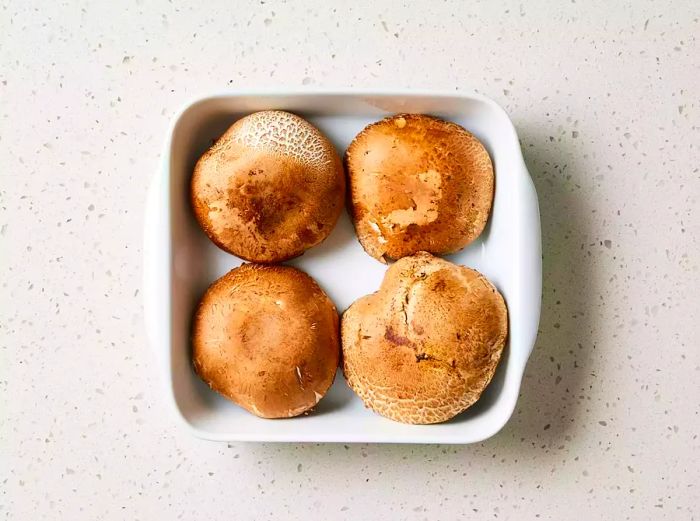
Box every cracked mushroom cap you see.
[192,264,340,418]
[191,110,345,263]
[345,113,494,262]
[341,252,508,424]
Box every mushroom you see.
[341,252,508,424]
[345,113,494,262]
[192,264,340,418]
[191,110,345,263]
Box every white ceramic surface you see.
[143,90,542,443]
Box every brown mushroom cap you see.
[345,113,494,262]
[191,110,345,263]
[341,252,508,424]
[192,264,340,418]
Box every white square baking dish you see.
[143,89,541,443]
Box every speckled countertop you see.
[2,1,699,519]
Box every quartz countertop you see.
[2,1,698,518]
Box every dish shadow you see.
[325,119,596,438]
[484,121,598,455]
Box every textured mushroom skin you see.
[192,264,340,418]
[191,110,345,263]
[341,252,508,424]
[345,114,494,262]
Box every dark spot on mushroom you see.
[432,279,447,292]
[384,326,413,346]
[297,227,316,244]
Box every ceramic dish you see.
[143,89,542,443]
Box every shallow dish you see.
[143,89,542,443]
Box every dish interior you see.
[161,93,541,442]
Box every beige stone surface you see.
[1,0,698,519]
